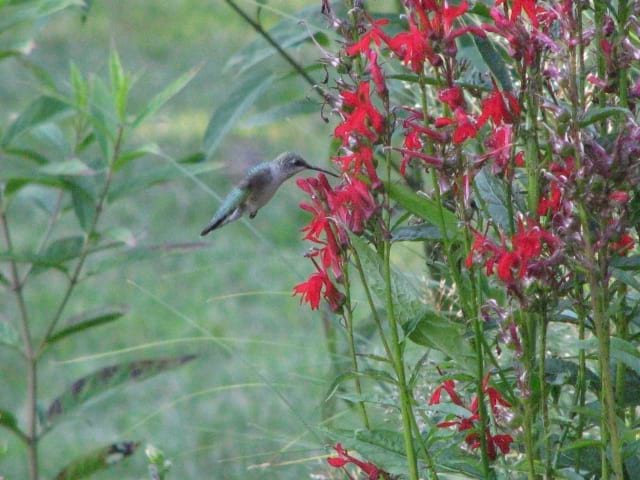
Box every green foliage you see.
[46,355,196,427]
[54,442,139,480]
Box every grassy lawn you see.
[0,1,343,478]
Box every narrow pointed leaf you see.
[47,355,196,425]
[578,106,629,127]
[350,235,429,331]
[113,143,161,171]
[34,236,84,273]
[475,166,511,231]
[408,310,477,373]
[391,224,442,242]
[203,71,274,159]
[1,96,70,147]
[54,441,139,480]
[0,408,26,441]
[0,320,21,350]
[386,182,459,239]
[47,307,128,346]
[132,65,201,128]
[40,159,95,176]
[472,36,513,91]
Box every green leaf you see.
[69,61,88,110]
[610,337,640,376]
[109,49,128,121]
[203,70,275,159]
[46,355,196,426]
[131,65,201,129]
[386,182,459,240]
[113,143,161,172]
[472,36,513,91]
[39,159,95,176]
[578,106,629,127]
[38,236,84,272]
[544,357,600,388]
[47,307,128,346]
[0,320,21,350]
[610,255,640,270]
[391,224,442,242]
[474,166,512,231]
[424,402,474,419]
[611,267,640,291]
[0,408,25,441]
[1,96,70,147]
[350,235,429,333]
[54,441,139,480]
[408,311,477,373]
[70,182,96,232]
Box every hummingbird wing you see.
[200,186,250,236]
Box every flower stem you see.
[343,259,370,429]
[383,125,419,480]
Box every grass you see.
[0,1,344,478]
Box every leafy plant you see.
[0,4,198,478]
[220,0,640,479]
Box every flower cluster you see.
[466,219,561,288]
[429,375,513,461]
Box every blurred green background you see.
[0,1,347,478]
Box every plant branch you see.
[0,206,38,480]
[38,125,125,353]
[223,0,326,101]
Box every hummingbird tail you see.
[200,206,243,236]
[200,218,224,236]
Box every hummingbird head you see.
[276,152,338,179]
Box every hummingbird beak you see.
[305,164,339,178]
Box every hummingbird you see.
[200,152,338,236]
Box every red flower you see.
[334,82,385,146]
[293,269,344,312]
[386,17,433,73]
[610,233,635,256]
[479,125,525,175]
[346,19,390,56]
[466,221,559,284]
[327,443,381,480]
[429,379,464,406]
[609,191,630,204]
[435,107,478,144]
[328,176,379,235]
[431,375,513,461]
[438,86,465,109]
[476,87,521,128]
[334,145,381,188]
[497,0,538,28]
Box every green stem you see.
[539,309,551,479]
[351,247,394,363]
[408,407,440,480]
[0,206,38,480]
[38,125,125,353]
[383,241,419,480]
[575,287,587,473]
[615,286,628,416]
[383,126,419,480]
[342,259,370,429]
